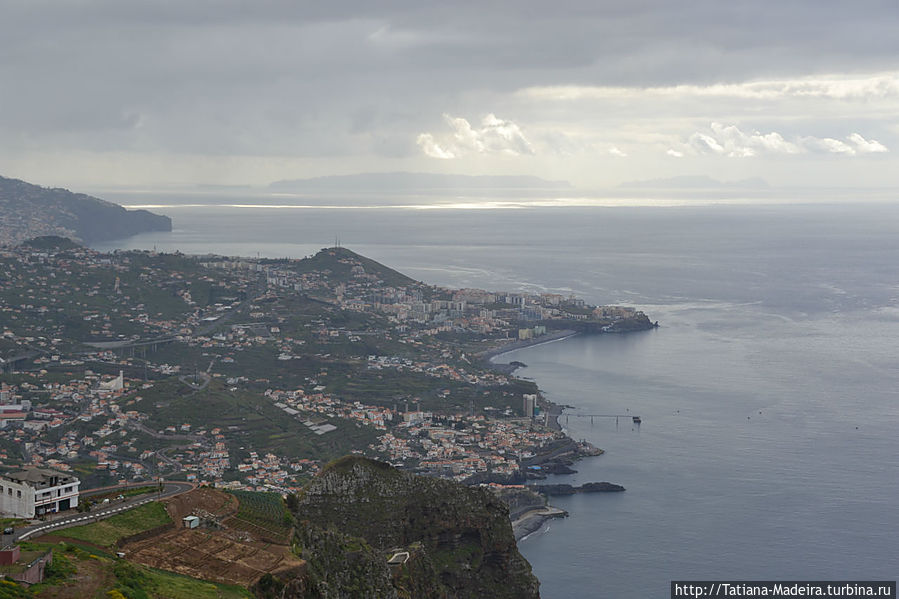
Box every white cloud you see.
[708,122,802,157]
[415,132,456,159]
[677,123,888,158]
[666,149,685,158]
[416,113,535,159]
[680,123,799,157]
[521,72,899,102]
[847,133,888,153]
[799,133,889,155]
[801,137,857,155]
[608,146,628,157]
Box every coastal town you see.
[0,238,655,498]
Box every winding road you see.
[4,481,195,544]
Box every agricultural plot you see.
[103,490,303,589]
[121,527,305,588]
[226,491,292,545]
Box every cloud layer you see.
[522,72,899,102]
[1,2,898,187]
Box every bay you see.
[94,197,899,597]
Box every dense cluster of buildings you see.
[263,380,564,483]
[203,249,649,339]
[1,243,650,506]
[375,413,561,480]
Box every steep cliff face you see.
[285,457,541,599]
[285,524,401,599]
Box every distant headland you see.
[0,174,171,246]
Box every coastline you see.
[479,328,579,365]
[483,330,614,543]
[482,329,582,435]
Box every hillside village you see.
[0,238,654,496]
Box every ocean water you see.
[94,197,899,596]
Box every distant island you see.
[269,171,573,192]
[0,174,171,246]
[619,175,770,189]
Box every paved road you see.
[178,373,210,390]
[128,421,203,442]
[82,336,176,351]
[5,481,194,544]
[155,447,184,472]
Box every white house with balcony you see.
[0,468,80,518]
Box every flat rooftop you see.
[2,467,78,490]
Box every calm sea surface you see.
[95,197,899,597]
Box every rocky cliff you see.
[278,457,541,599]
[0,175,171,245]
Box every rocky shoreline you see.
[485,331,630,543]
[504,482,626,541]
[511,506,569,541]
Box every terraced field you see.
[121,528,304,587]
[226,490,292,545]
[116,488,303,588]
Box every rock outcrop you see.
[531,482,626,496]
[283,456,541,599]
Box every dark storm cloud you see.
[1,1,898,161]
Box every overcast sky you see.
[2,1,898,190]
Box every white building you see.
[0,407,27,430]
[98,370,124,392]
[0,468,80,518]
[523,394,537,418]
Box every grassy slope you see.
[59,502,171,547]
[26,541,251,599]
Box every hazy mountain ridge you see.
[0,175,171,245]
[618,175,770,189]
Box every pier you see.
[564,414,642,426]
